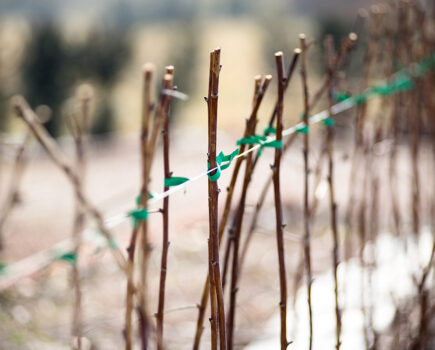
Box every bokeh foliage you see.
[21,21,131,137]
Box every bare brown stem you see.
[267,49,301,128]
[273,51,289,350]
[207,48,227,350]
[124,65,154,350]
[309,33,357,111]
[238,133,297,277]
[156,65,175,350]
[344,10,379,262]
[299,33,313,350]
[138,70,173,350]
[324,35,342,350]
[226,76,272,350]
[12,96,126,271]
[0,132,31,251]
[411,241,435,350]
[193,74,272,350]
[70,85,92,350]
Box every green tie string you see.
[0,262,6,275]
[164,176,189,187]
[57,252,77,264]
[322,117,335,127]
[236,135,282,156]
[334,91,351,102]
[128,208,149,229]
[263,125,276,135]
[296,124,309,134]
[208,149,239,182]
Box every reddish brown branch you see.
[226,76,272,350]
[324,35,342,350]
[221,75,273,289]
[309,33,357,111]
[138,70,173,350]
[124,65,155,350]
[273,51,289,350]
[70,86,92,350]
[267,49,301,128]
[156,65,175,350]
[193,73,272,350]
[207,48,227,350]
[239,132,297,275]
[299,33,313,350]
[0,132,31,251]
[12,96,126,271]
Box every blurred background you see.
[0,0,388,137]
[0,1,434,349]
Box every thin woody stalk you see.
[388,5,402,238]
[138,72,173,349]
[267,49,301,128]
[309,33,357,111]
[193,74,270,349]
[220,76,262,290]
[273,51,289,350]
[226,76,272,350]
[0,106,49,255]
[307,34,357,224]
[410,86,421,238]
[193,53,301,346]
[412,241,435,350]
[240,34,357,277]
[221,75,272,289]
[156,65,175,350]
[344,10,379,261]
[125,65,154,350]
[71,87,91,350]
[299,33,313,350]
[221,79,261,291]
[224,50,301,286]
[12,96,126,271]
[207,48,227,350]
[252,75,262,107]
[324,35,342,350]
[239,132,297,274]
[0,132,31,251]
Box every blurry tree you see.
[21,21,131,137]
[317,16,352,54]
[164,19,199,120]
[259,15,302,74]
[0,89,6,132]
[22,23,67,136]
[73,27,131,135]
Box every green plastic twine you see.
[334,91,351,102]
[94,229,118,250]
[136,192,154,205]
[415,52,435,76]
[322,117,335,127]
[236,135,282,156]
[164,176,189,187]
[263,125,276,135]
[353,94,367,105]
[109,237,118,250]
[237,135,267,146]
[296,124,309,134]
[300,112,312,120]
[128,208,149,229]
[57,252,77,264]
[259,140,282,156]
[0,262,6,275]
[208,149,239,182]
[371,73,415,96]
